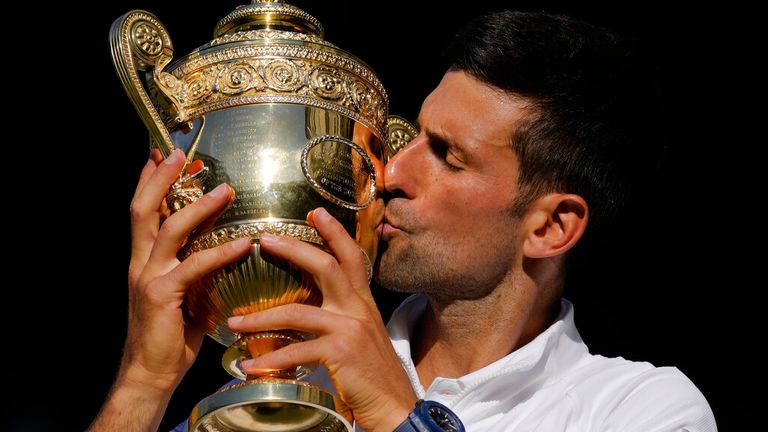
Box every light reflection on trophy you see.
[110,1,418,431]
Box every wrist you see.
[88,372,174,432]
[118,361,181,397]
[370,406,412,432]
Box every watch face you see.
[427,405,462,432]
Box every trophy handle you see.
[386,115,419,158]
[110,10,184,158]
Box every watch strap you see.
[394,399,465,432]
[393,409,430,432]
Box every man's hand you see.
[227,207,416,431]
[89,149,251,431]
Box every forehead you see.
[419,70,531,150]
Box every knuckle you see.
[329,334,353,356]
[129,202,146,221]
[143,280,166,304]
[128,266,142,286]
[319,255,339,275]
[345,318,367,340]
[158,217,179,238]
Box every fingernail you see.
[306,210,315,227]
[209,183,229,198]
[188,159,205,175]
[232,238,252,249]
[259,234,277,246]
[314,207,330,222]
[228,316,244,326]
[240,359,256,369]
[164,149,181,165]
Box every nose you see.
[385,134,424,198]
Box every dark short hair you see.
[447,11,653,227]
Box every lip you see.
[380,214,402,240]
[381,222,400,239]
[381,208,406,241]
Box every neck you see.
[412,267,560,389]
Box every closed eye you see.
[429,139,462,171]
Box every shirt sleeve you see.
[599,367,717,432]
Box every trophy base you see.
[189,378,353,432]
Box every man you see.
[91,10,716,432]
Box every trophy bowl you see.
[109,1,416,431]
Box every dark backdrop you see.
[8,1,746,430]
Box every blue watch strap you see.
[393,415,419,432]
[393,400,465,432]
[393,410,430,432]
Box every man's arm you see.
[89,150,250,431]
[89,367,174,432]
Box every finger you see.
[240,337,327,375]
[258,234,358,309]
[311,207,373,300]
[163,237,252,294]
[131,149,186,221]
[194,184,236,235]
[227,304,346,336]
[306,209,316,228]
[132,149,162,203]
[130,149,186,264]
[145,183,235,268]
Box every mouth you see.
[380,212,403,240]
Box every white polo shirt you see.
[175,295,716,431]
[383,294,716,431]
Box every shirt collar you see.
[386,294,586,400]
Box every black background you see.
[8,1,748,430]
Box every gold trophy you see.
[110,1,417,431]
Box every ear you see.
[521,194,589,259]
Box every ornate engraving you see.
[347,78,375,115]
[185,71,214,101]
[166,188,203,212]
[181,221,323,259]
[264,59,302,91]
[387,115,419,157]
[132,22,163,57]
[166,47,388,138]
[214,3,324,38]
[111,11,177,156]
[207,29,334,49]
[217,61,262,95]
[310,65,345,100]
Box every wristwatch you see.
[393,399,465,432]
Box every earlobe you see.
[522,194,589,259]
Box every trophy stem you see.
[193,330,353,431]
[223,330,310,380]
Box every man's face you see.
[376,70,531,299]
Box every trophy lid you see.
[146,0,388,141]
[214,0,324,38]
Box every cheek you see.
[432,182,515,224]
[431,184,519,248]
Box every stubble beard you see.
[375,222,519,301]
